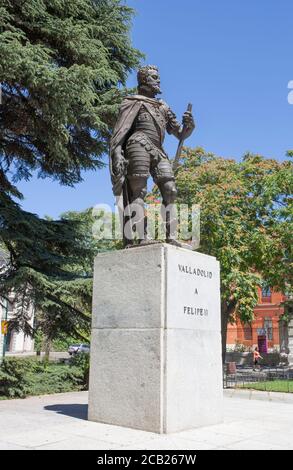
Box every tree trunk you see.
[43,335,52,362]
[221,302,228,364]
[221,299,237,364]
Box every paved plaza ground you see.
[0,389,292,450]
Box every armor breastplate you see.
[131,106,162,147]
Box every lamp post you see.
[1,299,8,363]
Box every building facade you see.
[0,250,34,358]
[0,298,34,357]
[227,287,287,352]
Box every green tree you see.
[174,148,293,361]
[0,0,142,338]
[0,0,141,188]
[33,208,122,356]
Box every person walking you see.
[253,347,263,371]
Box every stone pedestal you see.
[88,243,223,433]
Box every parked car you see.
[68,343,90,355]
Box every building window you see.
[264,317,273,340]
[261,287,271,302]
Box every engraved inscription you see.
[178,264,213,279]
[184,306,208,316]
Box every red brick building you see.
[227,287,287,351]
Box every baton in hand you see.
[172,103,193,172]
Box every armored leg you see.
[124,176,147,245]
[158,179,178,242]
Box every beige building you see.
[0,250,34,358]
[0,299,34,356]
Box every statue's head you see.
[137,65,161,96]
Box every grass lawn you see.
[238,380,293,393]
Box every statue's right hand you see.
[112,148,126,175]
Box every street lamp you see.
[1,299,8,362]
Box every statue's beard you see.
[152,84,162,94]
[139,83,161,96]
[148,81,161,94]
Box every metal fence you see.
[223,364,293,392]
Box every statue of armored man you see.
[110,65,195,246]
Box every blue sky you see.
[17,0,293,218]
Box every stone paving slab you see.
[0,390,292,450]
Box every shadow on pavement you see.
[44,404,88,420]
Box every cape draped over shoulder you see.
[109,95,168,195]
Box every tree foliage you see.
[33,208,121,345]
[0,0,142,188]
[0,199,94,340]
[174,147,293,360]
[0,0,142,339]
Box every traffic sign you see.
[1,320,8,335]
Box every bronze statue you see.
[110,65,195,246]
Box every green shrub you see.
[26,364,84,396]
[0,358,35,398]
[0,356,87,398]
[70,352,90,390]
